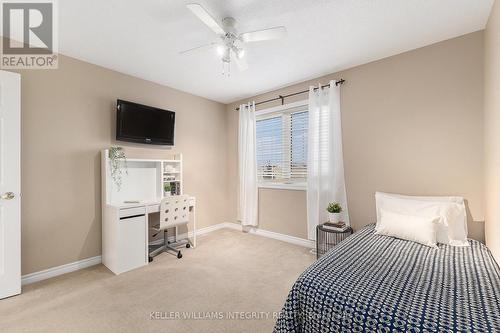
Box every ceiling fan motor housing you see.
[222,17,237,33]
[219,17,241,63]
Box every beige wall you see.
[227,32,485,242]
[15,55,229,275]
[484,1,500,261]
[258,189,307,239]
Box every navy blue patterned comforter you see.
[274,224,500,333]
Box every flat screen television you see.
[116,99,175,145]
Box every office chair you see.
[149,195,191,260]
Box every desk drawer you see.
[147,204,160,213]
[119,206,146,219]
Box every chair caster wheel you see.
[148,256,153,263]
[186,243,191,248]
[177,251,182,259]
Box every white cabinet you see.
[102,206,148,275]
[118,214,147,273]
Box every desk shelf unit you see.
[102,151,184,205]
[101,149,193,275]
[163,159,183,196]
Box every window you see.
[256,103,308,189]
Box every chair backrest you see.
[159,195,190,230]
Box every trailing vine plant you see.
[109,147,127,191]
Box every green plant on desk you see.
[164,184,172,195]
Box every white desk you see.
[102,197,196,275]
[101,149,195,275]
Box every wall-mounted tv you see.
[116,99,175,145]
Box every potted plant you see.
[164,184,172,196]
[108,147,127,191]
[327,202,342,223]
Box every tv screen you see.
[116,99,175,145]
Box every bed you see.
[274,224,500,333]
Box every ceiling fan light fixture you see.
[231,45,244,59]
[216,45,225,56]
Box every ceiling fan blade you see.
[240,26,287,43]
[232,52,248,71]
[179,42,218,55]
[186,3,225,35]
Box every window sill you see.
[258,182,306,191]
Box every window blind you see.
[256,105,308,183]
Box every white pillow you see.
[375,192,468,246]
[375,209,439,248]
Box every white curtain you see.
[307,80,349,240]
[238,102,258,227]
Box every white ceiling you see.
[58,0,494,103]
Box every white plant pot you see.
[329,212,341,223]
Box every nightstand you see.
[316,224,353,259]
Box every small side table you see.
[316,224,353,259]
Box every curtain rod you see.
[235,79,345,111]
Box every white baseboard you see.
[191,223,228,236]
[21,255,102,286]
[150,223,228,245]
[21,222,313,286]
[223,222,243,231]
[250,228,315,248]
[222,222,315,248]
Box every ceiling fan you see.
[181,3,287,75]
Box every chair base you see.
[148,232,192,261]
[148,243,183,260]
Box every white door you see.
[0,70,21,299]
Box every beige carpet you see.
[0,229,315,333]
